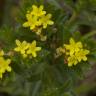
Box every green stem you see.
[66,11,78,25]
[2,0,13,25]
[82,31,96,40]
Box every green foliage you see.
[0,0,96,96]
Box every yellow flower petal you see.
[36,47,41,51]
[14,48,20,52]
[83,56,87,61]
[0,50,4,56]
[23,22,29,27]
[70,38,75,45]
[32,40,36,46]
[32,52,37,57]
[76,42,83,48]
[39,5,44,11]
[6,59,11,64]
[7,66,11,72]
[16,40,21,46]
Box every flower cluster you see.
[0,50,11,78]
[0,4,92,80]
[56,47,65,58]
[14,40,41,58]
[23,5,54,41]
[56,38,90,67]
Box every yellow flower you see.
[67,55,78,67]
[56,47,65,56]
[64,37,90,67]
[34,27,42,35]
[67,49,90,67]
[64,38,83,55]
[40,14,54,29]
[14,40,29,57]
[27,40,41,57]
[0,57,11,78]
[0,50,4,56]
[31,5,46,16]
[75,49,90,62]
[14,40,41,58]
[23,14,41,30]
[23,4,54,37]
[40,34,47,41]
